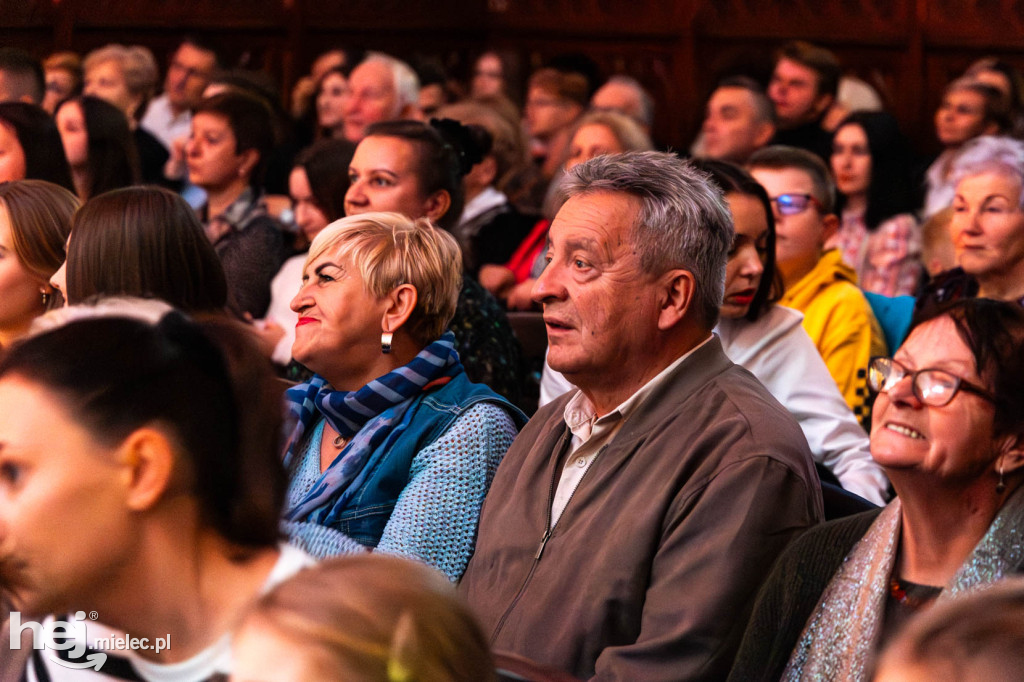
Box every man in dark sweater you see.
[768,41,841,163]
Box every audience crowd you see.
[1,34,1023,681]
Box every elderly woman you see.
[728,298,1024,681]
[81,43,167,184]
[918,135,1024,308]
[233,555,496,681]
[0,180,77,348]
[282,212,525,580]
[0,306,311,679]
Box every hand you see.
[479,264,515,299]
[244,314,286,359]
[506,278,539,311]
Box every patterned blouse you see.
[829,211,923,297]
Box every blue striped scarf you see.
[283,332,462,525]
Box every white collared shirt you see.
[550,336,712,526]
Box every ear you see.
[811,93,835,119]
[237,148,260,180]
[996,433,1024,476]
[117,427,175,512]
[657,268,696,331]
[381,283,418,334]
[467,156,498,188]
[753,121,776,149]
[399,103,420,121]
[820,213,840,248]
[423,190,452,224]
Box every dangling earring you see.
[40,291,50,307]
[381,331,393,354]
[997,461,1007,494]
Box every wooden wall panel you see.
[4,0,1024,154]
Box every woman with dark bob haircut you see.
[0,101,74,191]
[51,186,229,314]
[730,298,1024,680]
[0,306,312,679]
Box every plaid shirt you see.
[829,211,923,297]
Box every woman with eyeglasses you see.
[729,297,1024,682]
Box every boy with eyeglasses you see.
[748,145,887,428]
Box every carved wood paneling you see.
[7,1,1024,153]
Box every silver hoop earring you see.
[381,331,393,354]
[997,462,1007,494]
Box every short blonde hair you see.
[242,554,496,682]
[83,44,159,100]
[307,212,462,346]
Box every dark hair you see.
[193,92,275,189]
[0,180,78,290]
[178,34,223,70]
[56,95,141,199]
[0,47,44,104]
[362,118,483,230]
[0,102,74,191]
[912,298,1024,438]
[717,75,777,126]
[691,158,781,321]
[775,41,841,99]
[747,144,836,213]
[832,111,916,230]
[294,138,355,222]
[0,312,285,547]
[67,186,228,312]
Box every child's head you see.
[920,206,956,277]
[748,145,838,286]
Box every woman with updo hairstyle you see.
[0,305,312,679]
[346,118,527,407]
[0,102,74,191]
[233,555,496,682]
[0,180,78,348]
[55,94,141,200]
[283,212,525,579]
[50,186,228,314]
[261,138,355,369]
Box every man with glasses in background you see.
[749,145,886,427]
[141,36,220,154]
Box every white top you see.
[541,306,888,505]
[551,337,711,525]
[139,94,191,153]
[27,544,314,682]
[458,186,508,226]
[264,254,306,365]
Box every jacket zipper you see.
[490,435,608,642]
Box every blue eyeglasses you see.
[769,193,824,216]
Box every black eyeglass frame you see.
[867,356,997,407]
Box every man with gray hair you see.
[461,150,822,680]
[590,74,654,132]
[341,51,420,143]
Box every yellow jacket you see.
[779,249,887,428]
